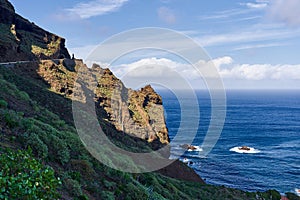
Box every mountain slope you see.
[0,0,282,199]
[0,0,70,62]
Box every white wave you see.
[230,146,261,154]
[180,158,192,164]
[295,188,300,196]
[187,146,203,152]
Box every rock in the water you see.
[180,144,197,151]
[238,146,251,151]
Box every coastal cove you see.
[161,89,300,194]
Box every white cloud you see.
[112,57,190,78]
[196,28,299,47]
[103,56,300,89]
[157,7,176,24]
[233,42,289,50]
[110,56,300,81]
[198,9,252,20]
[212,56,233,69]
[255,0,269,3]
[245,2,268,9]
[221,63,300,80]
[65,0,129,19]
[268,0,300,26]
[212,57,300,80]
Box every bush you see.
[24,133,48,159]
[18,91,30,101]
[286,192,300,200]
[103,180,116,190]
[69,159,96,180]
[0,149,61,199]
[50,135,70,164]
[100,191,115,200]
[2,110,20,128]
[265,189,281,200]
[63,178,82,197]
[0,99,8,108]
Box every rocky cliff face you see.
[37,60,170,145]
[0,0,169,151]
[91,64,169,144]
[0,0,70,62]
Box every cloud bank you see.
[111,56,300,81]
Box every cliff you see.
[36,60,170,147]
[0,0,168,145]
[0,0,70,62]
[0,1,282,199]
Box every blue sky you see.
[10,0,300,89]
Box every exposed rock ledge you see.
[37,60,170,146]
[0,0,70,62]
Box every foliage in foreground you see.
[0,148,61,200]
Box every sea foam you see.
[230,146,261,154]
[187,145,203,152]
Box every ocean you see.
[159,89,300,194]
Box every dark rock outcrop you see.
[180,144,197,151]
[239,146,251,151]
[0,0,70,62]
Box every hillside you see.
[0,0,284,199]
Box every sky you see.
[9,0,300,89]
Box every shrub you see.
[100,191,115,200]
[3,110,20,128]
[20,117,35,130]
[49,135,70,164]
[24,133,48,159]
[69,159,96,180]
[0,99,8,108]
[265,189,281,200]
[18,91,30,101]
[123,183,148,200]
[63,178,82,197]
[103,180,116,190]
[0,149,61,199]
[286,192,300,200]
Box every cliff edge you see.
[0,0,70,62]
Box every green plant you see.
[0,148,61,199]
[63,178,82,197]
[103,180,116,190]
[2,110,20,128]
[23,133,48,159]
[47,134,70,164]
[18,91,30,101]
[100,190,115,200]
[0,100,8,108]
[286,192,300,200]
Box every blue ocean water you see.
[160,90,300,194]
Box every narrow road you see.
[0,59,62,67]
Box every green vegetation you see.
[0,62,282,199]
[286,192,300,200]
[0,99,7,108]
[0,24,15,44]
[0,149,61,199]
